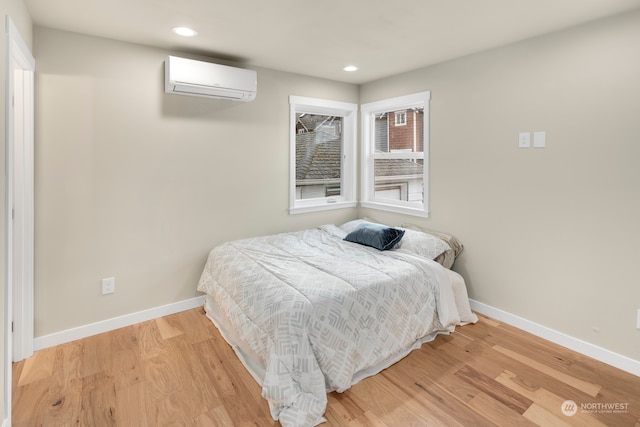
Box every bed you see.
[197,219,477,426]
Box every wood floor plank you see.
[346,375,430,425]
[398,346,483,405]
[324,392,365,425]
[523,403,573,427]
[454,364,533,414]
[474,342,605,409]
[16,346,56,387]
[11,379,49,427]
[141,351,182,401]
[56,340,84,382]
[79,371,117,427]
[386,381,468,427]
[164,334,224,417]
[13,308,640,426]
[174,307,216,344]
[493,345,601,397]
[148,391,193,426]
[139,319,167,359]
[191,338,238,398]
[569,356,640,405]
[155,316,184,340]
[437,339,506,379]
[111,347,145,391]
[42,341,84,426]
[347,371,463,426]
[115,382,148,427]
[480,319,575,371]
[476,314,501,327]
[410,378,497,427]
[346,410,391,427]
[44,377,83,426]
[193,404,236,427]
[109,323,141,353]
[495,369,608,427]
[468,391,538,427]
[374,348,492,426]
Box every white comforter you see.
[197,225,477,426]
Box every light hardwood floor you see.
[12,307,640,426]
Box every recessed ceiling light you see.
[343,65,358,72]
[171,27,198,37]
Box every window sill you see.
[289,200,357,215]
[360,201,430,218]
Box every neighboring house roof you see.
[296,131,423,183]
[374,159,424,177]
[296,133,341,181]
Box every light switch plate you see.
[518,132,531,148]
[533,131,546,148]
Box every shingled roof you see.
[374,159,424,177]
[296,132,341,181]
[296,131,423,182]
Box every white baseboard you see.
[30,296,640,378]
[469,299,640,378]
[34,296,205,351]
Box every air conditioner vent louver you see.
[164,56,257,102]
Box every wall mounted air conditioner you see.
[164,55,257,102]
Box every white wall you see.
[360,10,640,363]
[33,27,359,337]
[1,0,33,421]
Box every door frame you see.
[4,14,35,425]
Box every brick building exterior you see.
[387,109,424,152]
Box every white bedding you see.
[197,224,477,426]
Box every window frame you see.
[289,95,358,214]
[360,91,431,217]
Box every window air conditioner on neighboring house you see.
[164,55,257,102]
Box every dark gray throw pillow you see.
[343,222,405,251]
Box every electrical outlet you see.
[102,277,115,295]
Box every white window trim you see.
[289,96,357,215]
[361,91,430,218]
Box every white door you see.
[11,66,35,362]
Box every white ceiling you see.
[23,0,640,84]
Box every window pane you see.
[361,91,430,217]
[295,113,343,200]
[374,108,424,153]
[372,107,424,204]
[374,159,423,204]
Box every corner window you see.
[361,91,430,217]
[289,96,357,214]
